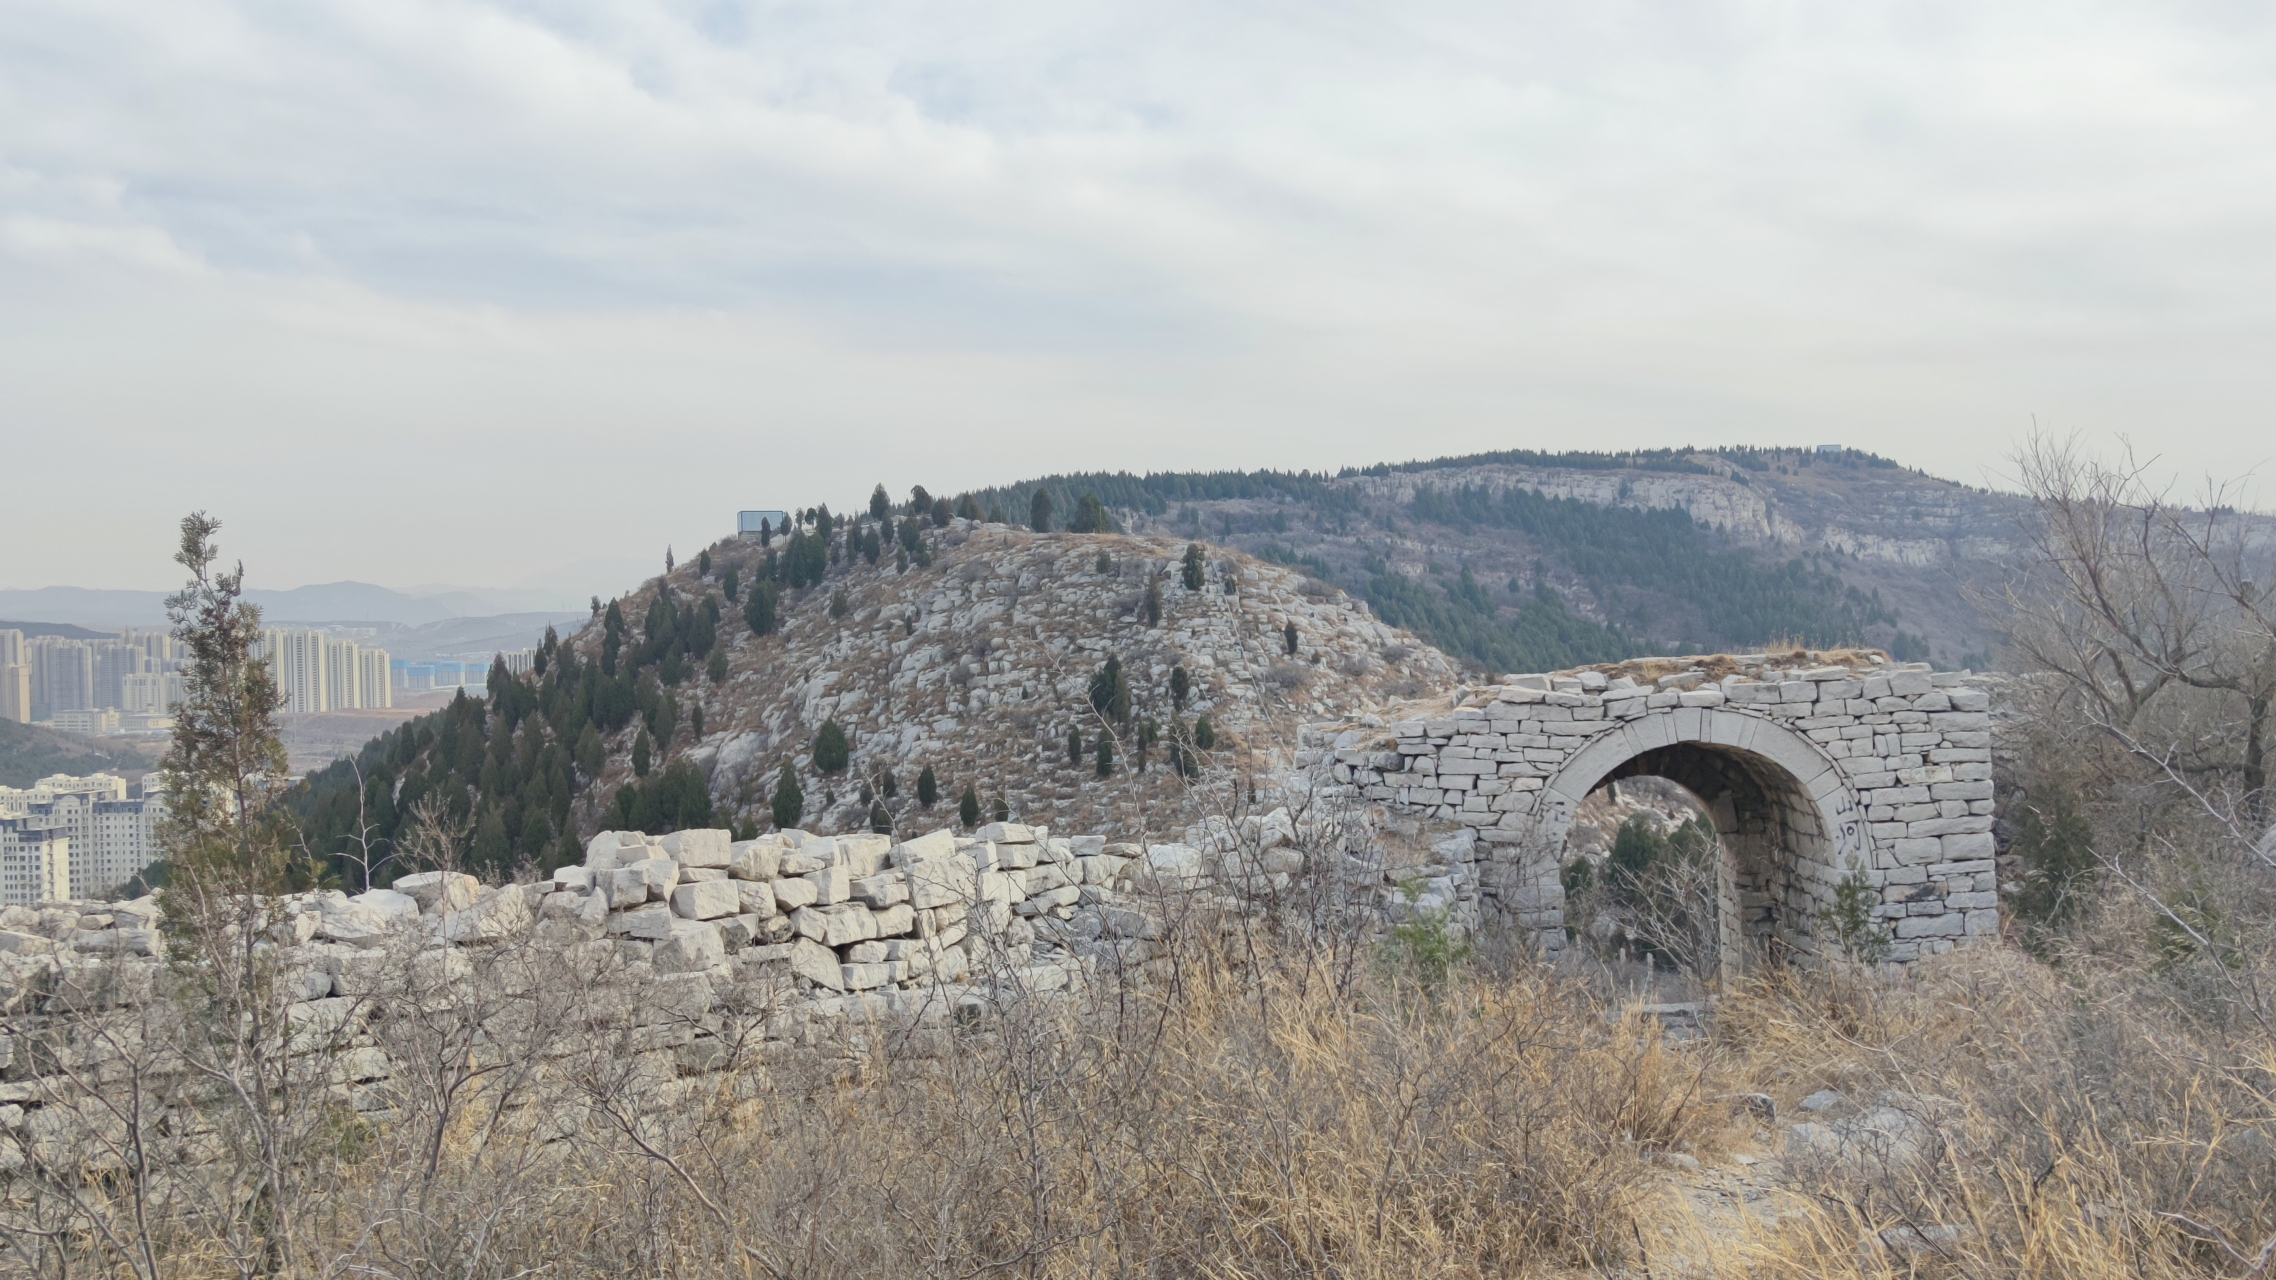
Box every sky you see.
[5,0,2274,599]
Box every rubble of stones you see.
[0,803,1443,1117]
[1301,654,1999,964]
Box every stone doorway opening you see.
[1547,735,1847,985]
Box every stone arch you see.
[1530,708,1865,975]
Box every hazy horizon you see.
[9,0,2276,591]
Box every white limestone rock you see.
[788,937,845,990]
[729,837,783,881]
[392,871,479,915]
[660,829,732,868]
[670,880,740,921]
[441,887,531,943]
[653,920,726,974]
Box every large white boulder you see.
[660,829,732,868]
[392,872,479,915]
[441,886,531,943]
[609,902,676,940]
[891,828,959,867]
[670,880,740,921]
[836,833,892,877]
[729,837,783,881]
[583,830,656,871]
[350,889,420,922]
[653,920,726,974]
[975,822,1035,845]
[904,852,978,910]
[788,937,844,990]
[315,896,396,948]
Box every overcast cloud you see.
[5,0,2274,596]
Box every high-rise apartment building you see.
[0,817,70,906]
[0,629,23,668]
[257,629,391,713]
[0,773,162,899]
[29,637,94,721]
[121,671,188,715]
[0,663,27,724]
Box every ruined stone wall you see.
[1304,656,2002,966]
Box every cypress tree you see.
[987,502,1008,524]
[1029,489,1053,532]
[870,483,892,522]
[698,548,711,576]
[1284,620,1299,655]
[991,794,1010,823]
[916,764,939,807]
[931,496,951,527]
[1067,726,1083,766]
[909,485,933,516]
[472,808,510,870]
[1095,732,1114,777]
[633,727,652,777]
[1069,493,1108,534]
[1182,543,1206,590]
[744,581,777,636]
[707,647,728,684]
[869,801,893,834]
[770,763,804,830]
[1137,717,1158,771]
[958,782,980,829]
[813,719,850,773]
[665,546,675,573]
[723,564,740,602]
[880,768,899,798]
[520,810,551,858]
[576,723,603,778]
[1170,664,1189,711]
[861,527,882,565]
[1096,551,1113,574]
[1143,576,1163,626]
[1195,715,1215,749]
[690,704,704,739]
[957,494,982,521]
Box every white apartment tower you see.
[258,629,392,713]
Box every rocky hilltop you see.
[584,523,1458,846]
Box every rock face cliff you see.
[583,523,1461,844]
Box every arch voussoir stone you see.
[1309,657,2006,968]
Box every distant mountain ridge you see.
[965,445,2023,670]
[0,582,584,630]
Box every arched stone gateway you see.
[1307,658,2002,968]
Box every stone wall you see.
[1304,656,2001,967]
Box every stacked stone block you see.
[1303,658,2000,965]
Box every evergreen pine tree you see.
[869,801,893,834]
[1067,726,1083,766]
[909,485,933,516]
[575,723,604,778]
[813,719,850,773]
[1095,732,1114,777]
[1143,576,1163,626]
[743,581,777,636]
[706,647,728,684]
[521,810,551,858]
[1069,493,1108,533]
[958,782,981,829]
[1182,542,1206,590]
[1096,551,1113,574]
[870,483,892,523]
[880,768,899,798]
[860,527,882,565]
[957,494,982,521]
[690,704,703,739]
[1170,664,1189,711]
[917,764,939,807]
[698,548,711,576]
[987,502,1008,524]
[931,496,952,527]
[1284,619,1299,655]
[1029,489,1053,532]
[1195,715,1215,749]
[633,727,652,777]
[770,763,804,830]
[472,808,511,870]
[723,564,740,602]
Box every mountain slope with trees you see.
[288,506,1457,884]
